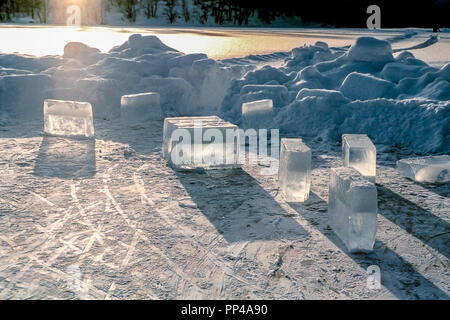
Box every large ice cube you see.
[163,116,241,170]
[397,155,450,183]
[342,134,376,182]
[242,99,273,129]
[278,138,312,202]
[44,99,94,138]
[328,167,378,253]
[121,92,162,122]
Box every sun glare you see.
[0,26,360,58]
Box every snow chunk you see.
[75,78,122,119]
[140,77,196,115]
[438,63,450,81]
[168,53,208,69]
[244,65,292,85]
[240,84,289,107]
[340,72,394,100]
[109,34,177,57]
[381,62,433,83]
[275,89,350,139]
[0,74,53,118]
[347,37,394,63]
[63,42,103,65]
[397,155,450,183]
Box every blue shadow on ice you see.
[289,192,449,300]
[175,168,309,243]
[34,136,96,179]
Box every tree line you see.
[0,0,45,22]
[106,0,450,27]
[1,0,448,27]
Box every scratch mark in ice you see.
[30,191,55,207]
[120,231,139,268]
[103,166,135,228]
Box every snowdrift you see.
[0,34,448,154]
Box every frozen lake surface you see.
[0,25,448,65]
[0,120,448,299]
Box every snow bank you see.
[221,37,449,154]
[0,34,448,154]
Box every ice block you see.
[121,92,162,122]
[163,116,241,170]
[342,134,376,182]
[44,99,94,138]
[241,99,273,129]
[328,167,378,253]
[397,155,450,183]
[278,138,312,202]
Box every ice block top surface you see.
[165,116,237,129]
[342,134,375,149]
[282,138,310,153]
[397,155,450,167]
[242,99,273,113]
[332,167,375,190]
[122,92,160,104]
[122,92,159,99]
[44,99,93,118]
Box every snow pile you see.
[0,34,449,154]
[0,34,249,120]
[221,38,450,154]
[347,37,394,63]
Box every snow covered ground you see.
[0,27,449,299]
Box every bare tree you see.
[163,0,178,24]
[142,0,159,18]
[181,0,190,22]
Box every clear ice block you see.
[121,92,162,122]
[278,138,312,202]
[163,116,241,170]
[242,99,273,129]
[44,99,94,138]
[397,155,450,183]
[342,134,376,182]
[328,167,378,253]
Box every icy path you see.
[0,120,448,299]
